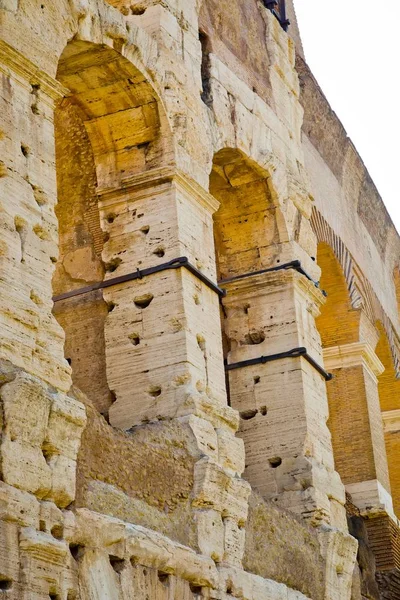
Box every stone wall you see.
[1,0,399,599]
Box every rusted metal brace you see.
[52,256,226,302]
[225,346,333,382]
[218,260,327,297]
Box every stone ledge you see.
[323,342,385,381]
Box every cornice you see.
[0,40,68,103]
[323,342,385,380]
[382,410,400,434]
[97,166,219,214]
[221,267,325,307]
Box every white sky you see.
[293,0,400,233]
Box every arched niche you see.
[52,40,170,416]
[316,242,361,348]
[211,148,282,281]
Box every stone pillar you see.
[102,168,225,429]
[323,341,393,517]
[382,411,400,517]
[221,258,346,529]
[99,167,249,566]
[0,39,70,392]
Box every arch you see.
[52,40,171,416]
[316,242,391,514]
[211,148,287,281]
[316,242,361,349]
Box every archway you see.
[52,41,168,417]
[316,242,391,511]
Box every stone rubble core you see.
[0,0,400,598]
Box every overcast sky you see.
[293,0,400,233]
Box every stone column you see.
[382,411,400,517]
[323,341,393,517]
[0,39,70,392]
[99,167,249,566]
[221,255,346,529]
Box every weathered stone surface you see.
[0,0,399,598]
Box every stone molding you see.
[221,266,326,309]
[346,479,396,523]
[0,39,68,102]
[98,166,220,214]
[382,410,400,434]
[323,342,385,381]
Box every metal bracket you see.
[225,346,333,381]
[53,257,226,302]
[218,260,327,297]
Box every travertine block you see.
[195,509,224,562]
[0,482,39,528]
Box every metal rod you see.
[53,257,226,302]
[225,346,333,381]
[218,260,327,296]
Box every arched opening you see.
[316,243,390,507]
[211,148,280,280]
[52,41,167,417]
[376,322,400,516]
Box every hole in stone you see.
[49,594,60,600]
[226,584,233,594]
[243,303,250,315]
[105,258,122,273]
[130,556,138,567]
[131,5,146,15]
[143,568,147,576]
[0,580,12,591]
[128,333,140,346]
[134,294,154,309]
[153,247,165,258]
[107,213,116,224]
[110,390,117,404]
[21,144,30,157]
[41,443,54,464]
[51,525,63,540]
[244,331,265,345]
[107,302,116,313]
[260,405,267,416]
[140,225,150,235]
[109,556,126,574]
[276,259,280,264]
[66,358,72,366]
[189,583,202,595]
[103,232,110,243]
[269,457,282,468]
[148,386,162,398]
[240,409,258,420]
[254,376,260,384]
[69,543,85,561]
[39,520,46,532]
[196,334,206,351]
[157,571,169,585]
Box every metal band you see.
[225,346,333,381]
[218,260,327,297]
[53,257,226,302]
